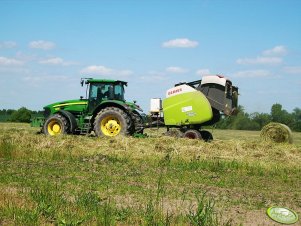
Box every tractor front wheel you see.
[43,114,69,136]
[94,107,131,137]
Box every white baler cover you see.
[165,84,195,98]
[201,75,227,86]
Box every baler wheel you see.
[43,114,69,136]
[200,130,213,142]
[183,129,202,139]
[94,107,131,137]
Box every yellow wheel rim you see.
[47,119,62,136]
[100,116,122,136]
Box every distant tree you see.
[216,104,300,131]
[216,105,260,130]
[271,103,294,126]
[271,103,284,122]
[6,109,16,115]
[0,109,16,122]
[291,108,301,132]
[250,112,271,129]
[231,111,260,130]
[9,107,32,123]
[215,105,244,129]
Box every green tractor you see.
[32,78,144,137]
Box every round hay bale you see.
[260,122,293,144]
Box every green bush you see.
[9,107,32,123]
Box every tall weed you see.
[0,136,15,159]
[187,192,233,226]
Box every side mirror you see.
[80,96,83,100]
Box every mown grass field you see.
[0,123,301,225]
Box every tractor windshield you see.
[89,83,125,102]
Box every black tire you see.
[43,114,69,136]
[183,129,202,139]
[200,130,213,142]
[132,111,144,134]
[93,107,132,137]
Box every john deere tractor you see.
[33,78,144,137]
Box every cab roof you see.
[85,78,127,85]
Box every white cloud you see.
[23,75,69,83]
[236,45,288,66]
[0,41,17,49]
[283,66,301,74]
[0,67,29,74]
[140,71,169,82]
[81,65,133,77]
[196,68,210,75]
[29,40,55,50]
[162,38,199,48]
[236,56,282,65]
[233,70,271,78]
[81,65,112,75]
[262,45,288,56]
[117,70,133,76]
[15,51,37,62]
[0,56,24,66]
[140,75,168,82]
[166,66,188,74]
[39,57,76,66]
[148,71,166,76]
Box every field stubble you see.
[0,123,301,225]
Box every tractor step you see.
[75,123,91,135]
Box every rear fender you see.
[91,101,130,122]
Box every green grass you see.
[0,123,301,225]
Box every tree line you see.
[0,103,300,131]
[216,104,301,132]
[0,107,43,123]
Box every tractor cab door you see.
[88,83,112,113]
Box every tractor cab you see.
[82,79,128,113]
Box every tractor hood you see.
[43,99,88,117]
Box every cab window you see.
[114,84,125,101]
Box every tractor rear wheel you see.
[183,129,202,139]
[132,111,144,134]
[43,114,69,136]
[94,107,131,137]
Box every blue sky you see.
[1,0,300,113]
